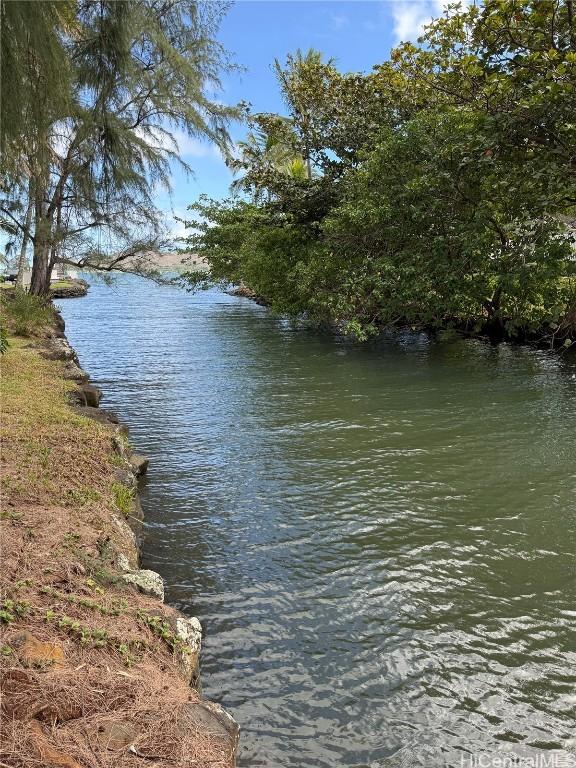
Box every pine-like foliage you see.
[0,0,74,159]
[0,0,239,294]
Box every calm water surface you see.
[59,276,576,767]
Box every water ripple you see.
[60,277,576,768]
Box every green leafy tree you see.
[319,107,573,338]
[181,195,319,316]
[392,0,576,209]
[184,0,576,344]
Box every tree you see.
[0,0,74,158]
[273,49,370,179]
[228,113,307,201]
[181,195,319,316]
[184,0,576,343]
[320,107,573,338]
[391,0,576,209]
[0,0,239,295]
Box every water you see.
[59,276,576,767]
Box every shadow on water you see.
[59,276,576,768]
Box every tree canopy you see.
[182,0,576,344]
[0,0,239,294]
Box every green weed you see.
[112,482,134,517]
[65,486,102,507]
[45,610,109,647]
[136,610,190,655]
[0,599,30,623]
[0,324,8,354]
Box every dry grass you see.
[0,339,236,768]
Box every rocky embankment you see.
[228,283,268,307]
[49,278,89,299]
[0,313,239,767]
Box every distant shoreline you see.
[146,252,209,273]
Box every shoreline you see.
[49,279,90,299]
[229,283,574,351]
[0,308,239,767]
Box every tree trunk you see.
[29,236,51,296]
[29,174,53,296]
[47,193,64,284]
[483,286,504,341]
[16,187,34,288]
[304,140,312,180]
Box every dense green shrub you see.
[1,288,54,337]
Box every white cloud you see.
[389,0,472,43]
[164,208,214,243]
[362,0,457,45]
[391,0,444,43]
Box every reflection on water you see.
[59,276,576,768]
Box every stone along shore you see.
[0,311,239,768]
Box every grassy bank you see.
[0,320,237,766]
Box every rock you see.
[111,514,137,550]
[29,720,83,768]
[114,422,130,438]
[12,631,65,668]
[74,406,119,425]
[157,606,203,684]
[130,454,149,477]
[178,701,240,763]
[50,279,89,299]
[67,389,87,406]
[112,432,130,457]
[61,361,89,383]
[119,492,144,539]
[114,468,136,489]
[40,338,79,364]
[229,283,268,307]
[123,569,164,601]
[81,384,102,407]
[131,495,144,522]
[53,310,66,335]
[174,616,202,686]
[97,720,140,750]
[69,384,101,408]
[116,553,132,572]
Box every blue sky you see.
[161,0,445,238]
